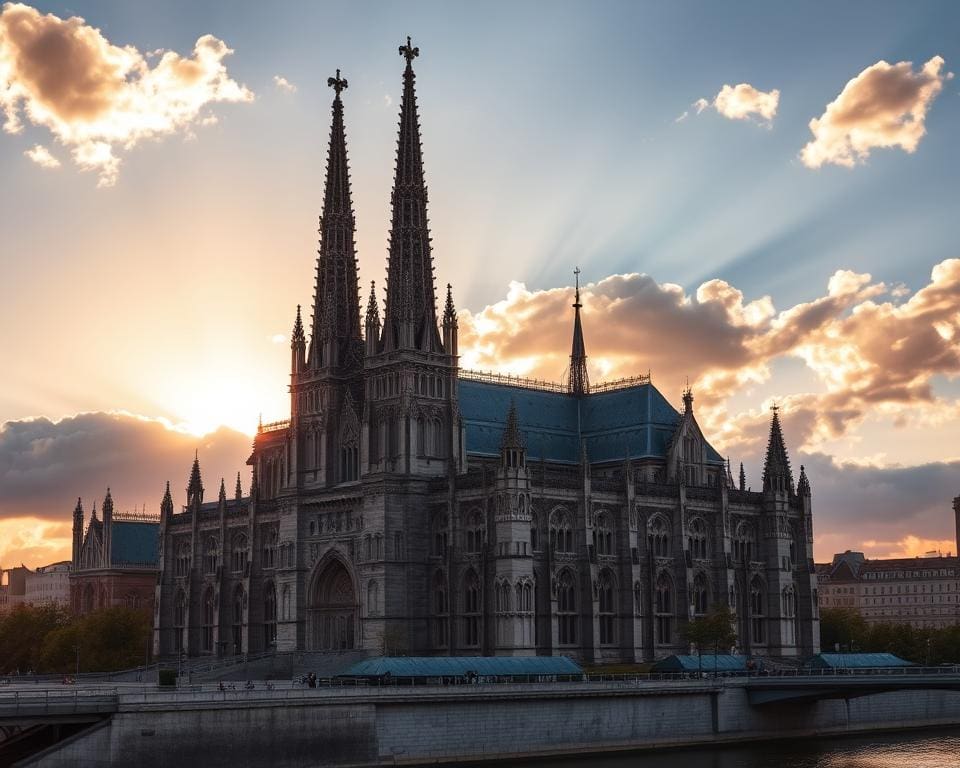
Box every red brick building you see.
[70,490,159,615]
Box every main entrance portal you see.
[308,558,357,650]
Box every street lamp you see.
[73,642,80,680]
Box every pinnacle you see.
[501,400,524,449]
[762,405,794,493]
[443,283,457,323]
[292,304,305,345]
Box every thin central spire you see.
[568,267,589,396]
[381,37,442,353]
[309,69,362,369]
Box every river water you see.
[531,729,960,768]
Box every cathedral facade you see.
[153,41,820,663]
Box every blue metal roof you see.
[110,521,159,566]
[459,378,724,464]
[651,654,747,672]
[340,655,582,678]
[808,653,914,669]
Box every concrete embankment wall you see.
[21,681,960,768]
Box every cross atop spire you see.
[399,36,419,64]
[327,68,348,96]
[568,267,590,396]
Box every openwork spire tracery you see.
[310,69,361,368]
[382,37,441,353]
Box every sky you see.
[2,0,960,569]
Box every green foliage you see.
[819,608,869,651]
[0,604,70,674]
[158,669,177,687]
[0,604,152,675]
[683,605,738,653]
[819,607,960,664]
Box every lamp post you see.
[73,643,80,680]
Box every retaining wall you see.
[20,680,960,767]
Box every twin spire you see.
[302,38,444,366]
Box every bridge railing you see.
[0,689,119,718]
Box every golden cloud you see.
[690,83,779,124]
[0,2,253,186]
[800,56,951,169]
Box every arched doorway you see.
[308,557,357,650]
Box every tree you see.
[819,608,869,651]
[0,604,69,674]
[683,605,738,670]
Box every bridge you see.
[743,668,960,706]
[2,669,960,766]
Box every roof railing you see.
[459,369,651,394]
[113,511,161,522]
[258,419,291,434]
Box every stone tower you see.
[362,38,463,478]
[291,69,364,490]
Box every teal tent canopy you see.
[651,654,747,673]
[807,653,913,669]
[339,655,582,679]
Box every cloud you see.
[689,83,779,125]
[0,411,252,529]
[800,56,951,169]
[802,453,960,560]
[0,2,253,186]
[23,142,57,167]
[273,75,296,93]
[459,259,960,459]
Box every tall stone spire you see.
[568,267,589,396]
[309,69,362,370]
[381,37,442,353]
[235,472,243,503]
[739,462,746,492]
[365,280,381,357]
[762,405,794,494]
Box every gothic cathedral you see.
[153,40,820,663]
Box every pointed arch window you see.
[201,589,215,654]
[203,536,218,575]
[232,585,244,655]
[648,517,670,558]
[692,572,708,616]
[782,585,797,645]
[734,521,756,564]
[432,514,449,556]
[598,569,617,645]
[367,580,380,617]
[595,513,614,556]
[550,510,574,554]
[175,540,191,577]
[432,570,448,647]
[281,584,291,621]
[262,527,278,570]
[465,510,484,554]
[557,570,577,645]
[264,583,277,648]
[688,518,708,560]
[655,572,674,645]
[462,570,481,647]
[232,533,249,574]
[174,589,186,654]
[750,577,766,644]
